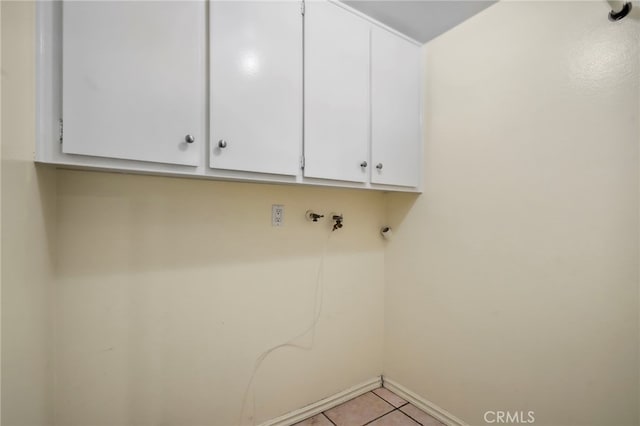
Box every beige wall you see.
[1,2,55,425]
[385,2,639,425]
[54,172,386,426]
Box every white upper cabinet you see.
[210,2,302,176]
[304,1,371,183]
[371,27,421,187]
[40,1,422,191]
[62,2,206,166]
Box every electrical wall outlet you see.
[272,204,284,227]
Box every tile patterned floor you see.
[294,387,445,426]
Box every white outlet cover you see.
[272,204,284,227]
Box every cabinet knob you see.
[360,161,367,168]
[376,163,383,170]
[218,140,228,148]
[185,134,195,144]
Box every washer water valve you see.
[331,214,343,231]
[306,210,325,222]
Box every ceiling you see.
[342,0,496,43]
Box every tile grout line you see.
[361,407,400,426]
[311,392,424,426]
[299,391,438,426]
[398,405,425,426]
[360,403,423,426]
[370,389,408,409]
[370,390,395,406]
[322,412,337,426]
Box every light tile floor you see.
[294,387,445,426]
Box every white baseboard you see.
[260,376,383,426]
[382,378,468,426]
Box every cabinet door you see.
[62,2,205,166]
[304,1,370,183]
[210,2,302,176]
[371,27,421,187]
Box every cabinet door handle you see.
[218,140,228,148]
[376,163,383,170]
[360,161,367,168]
[185,134,195,144]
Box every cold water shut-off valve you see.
[332,214,343,231]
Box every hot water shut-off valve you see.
[305,210,324,222]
